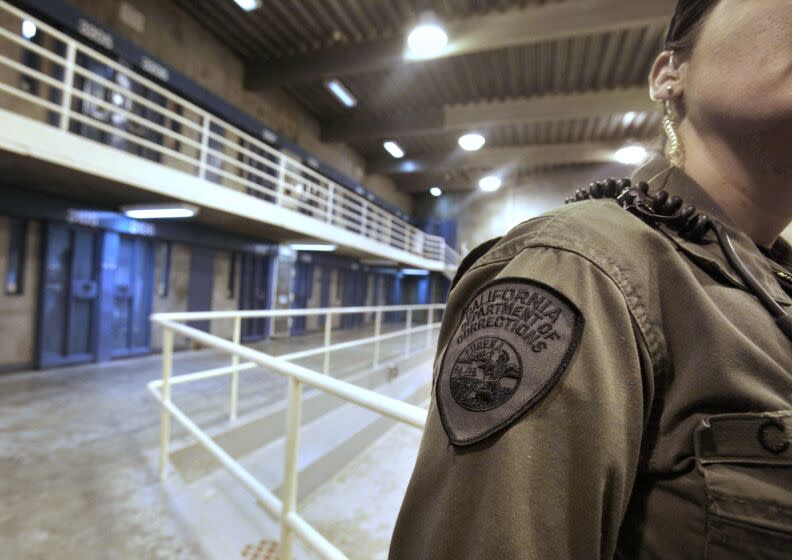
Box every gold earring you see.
[662,98,684,168]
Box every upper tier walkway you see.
[0,0,459,272]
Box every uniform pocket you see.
[694,412,792,560]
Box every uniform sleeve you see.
[389,245,652,560]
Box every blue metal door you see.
[384,274,403,323]
[239,253,271,340]
[187,246,215,333]
[291,261,313,335]
[39,223,100,368]
[341,269,366,329]
[111,235,154,357]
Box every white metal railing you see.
[0,1,458,266]
[149,304,443,560]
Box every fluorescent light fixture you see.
[407,23,448,58]
[613,145,648,165]
[429,186,442,197]
[122,203,197,220]
[402,269,430,276]
[21,20,37,40]
[383,140,405,159]
[325,79,357,108]
[289,243,337,252]
[458,132,486,152]
[233,0,259,11]
[479,175,502,192]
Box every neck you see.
[678,120,792,248]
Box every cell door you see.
[341,269,366,329]
[291,261,313,336]
[239,254,272,341]
[39,223,100,368]
[111,235,154,358]
[187,246,215,333]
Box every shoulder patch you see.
[436,278,584,446]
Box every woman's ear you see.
[649,50,685,102]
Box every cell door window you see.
[239,254,271,340]
[112,235,154,357]
[40,223,100,367]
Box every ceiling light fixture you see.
[429,186,442,197]
[21,20,37,40]
[613,145,648,165]
[402,269,430,276]
[233,0,260,11]
[479,175,502,192]
[622,111,638,126]
[325,79,357,108]
[458,132,486,152]
[289,243,337,252]
[383,140,405,159]
[406,21,448,59]
[122,203,198,220]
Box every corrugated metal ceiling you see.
[176,0,667,191]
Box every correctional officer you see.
[389,1,792,558]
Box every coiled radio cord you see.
[566,178,792,342]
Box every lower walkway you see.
[0,324,433,559]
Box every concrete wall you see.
[209,250,239,340]
[0,217,39,369]
[62,0,412,214]
[151,241,190,350]
[415,162,634,252]
[305,263,323,332]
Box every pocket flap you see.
[695,412,792,465]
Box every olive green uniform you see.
[389,157,792,559]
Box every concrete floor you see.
[0,323,433,559]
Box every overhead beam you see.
[322,88,655,142]
[368,141,629,176]
[245,0,676,89]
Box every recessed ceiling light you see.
[429,186,442,197]
[479,175,502,192]
[289,243,337,252]
[122,203,198,220]
[233,0,259,11]
[406,22,448,58]
[383,140,405,159]
[613,145,647,165]
[21,20,37,40]
[458,132,485,151]
[325,79,357,108]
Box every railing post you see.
[280,377,303,560]
[159,328,174,480]
[323,312,332,375]
[326,184,335,224]
[59,41,77,131]
[386,216,393,247]
[426,308,434,347]
[360,203,368,236]
[198,115,211,179]
[374,309,382,366]
[229,316,241,421]
[405,308,413,354]
[275,156,287,206]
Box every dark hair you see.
[665,0,721,56]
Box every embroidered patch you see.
[437,278,584,446]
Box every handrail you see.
[149,304,442,559]
[0,0,459,266]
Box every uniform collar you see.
[631,155,791,306]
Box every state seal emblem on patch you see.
[437,278,584,446]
